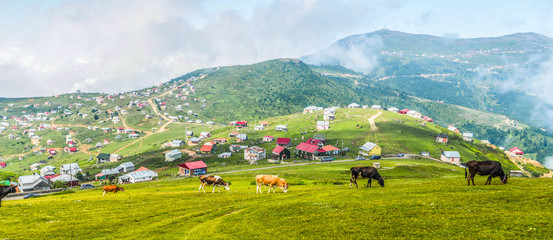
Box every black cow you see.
[349,167,384,188]
[465,160,509,186]
[0,184,18,207]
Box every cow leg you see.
[199,184,202,192]
[268,184,272,193]
[471,175,475,186]
[486,176,492,185]
[103,190,106,196]
[0,199,2,207]
[257,184,261,194]
[212,185,216,193]
[367,178,371,188]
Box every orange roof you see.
[322,145,340,151]
[134,166,150,172]
[214,138,226,141]
[230,132,239,135]
[260,121,269,125]
[200,144,213,152]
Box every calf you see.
[256,175,289,194]
[465,160,508,186]
[102,185,124,196]
[199,175,230,193]
[350,166,384,188]
[0,184,18,207]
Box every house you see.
[218,152,232,158]
[234,121,248,129]
[64,147,78,153]
[448,126,460,133]
[0,162,6,168]
[117,127,125,133]
[178,160,208,176]
[295,142,326,160]
[95,169,120,180]
[254,125,265,131]
[185,131,193,137]
[303,106,322,114]
[359,142,381,157]
[271,146,290,161]
[229,145,248,153]
[462,133,474,142]
[18,173,51,192]
[165,149,182,162]
[199,144,214,154]
[103,139,111,145]
[276,138,292,147]
[422,116,434,122]
[110,154,122,162]
[435,133,448,143]
[60,163,82,175]
[305,138,325,147]
[97,153,111,164]
[275,125,287,131]
[406,110,422,119]
[263,136,275,142]
[441,151,461,164]
[510,147,524,157]
[509,170,523,177]
[244,146,266,163]
[48,149,57,155]
[236,134,248,142]
[316,121,330,130]
[187,137,201,146]
[348,103,360,108]
[118,162,135,172]
[228,132,239,138]
[213,138,227,144]
[50,174,79,187]
[321,145,341,155]
[96,142,103,148]
[169,140,185,147]
[118,169,158,184]
[40,166,56,176]
[398,109,409,114]
[199,132,211,139]
[128,133,139,138]
[46,139,54,145]
[260,121,269,126]
[371,105,382,110]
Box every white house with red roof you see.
[178,160,208,176]
[510,147,524,157]
[263,136,275,142]
[276,138,292,147]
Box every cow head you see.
[224,182,230,191]
[119,187,125,192]
[378,177,385,187]
[281,182,289,193]
[501,175,509,184]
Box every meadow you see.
[2,158,552,239]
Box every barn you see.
[441,151,461,164]
[178,161,208,176]
[435,133,448,143]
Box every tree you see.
[108,175,116,184]
[75,172,84,181]
[52,180,66,189]
[94,115,99,120]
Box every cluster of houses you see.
[16,163,84,192]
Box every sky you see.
[1,0,553,97]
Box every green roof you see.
[97,153,110,159]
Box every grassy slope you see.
[1,158,552,239]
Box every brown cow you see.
[102,185,124,196]
[256,175,289,194]
[199,175,230,193]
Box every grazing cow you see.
[198,175,230,193]
[102,185,124,196]
[0,184,18,207]
[349,167,384,188]
[465,160,508,186]
[256,175,289,194]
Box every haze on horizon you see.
[1,0,553,98]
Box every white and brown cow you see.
[256,175,289,194]
[199,175,230,193]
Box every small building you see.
[60,163,82,175]
[228,132,239,138]
[50,174,79,187]
[510,147,524,157]
[199,132,211,139]
[95,169,120,180]
[118,170,158,184]
[316,121,330,131]
[18,173,52,192]
[271,146,290,161]
[359,142,381,157]
[321,145,341,155]
[448,126,460,133]
[170,140,185,147]
[244,146,266,163]
[387,107,399,113]
[436,133,448,143]
[303,106,322,114]
[348,103,360,108]
[275,125,288,131]
[263,136,275,142]
[276,138,292,147]
[236,134,248,142]
[407,110,422,119]
[97,153,111,164]
[165,149,182,162]
[178,160,208,176]
[371,105,382,110]
[118,162,135,172]
[0,162,6,168]
[260,121,270,126]
[254,125,265,131]
[509,170,523,177]
[185,131,194,137]
[199,144,214,154]
[48,149,57,155]
[40,166,56,176]
[213,138,227,144]
[188,137,201,146]
[218,152,232,158]
[398,109,409,114]
[295,142,325,160]
[373,162,381,169]
[110,154,122,162]
[462,133,474,142]
[441,151,461,164]
[96,142,103,148]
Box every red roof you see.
[272,146,285,154]
[264,135,274,139]
[0,162,6,167]
[44,174,60,180]
[118,127,124,130]
[69,147,77,152]
[236,121,247,125]
[200,144,213,152]
[399,109,409,114]
[322,145,340,151]
[306,138,322,145]
[510,147,524,155]
[134,166,150,172]
[277,138,291,145]
[229,132,239,135]
[178,160,207,170]
[48,149,57,152]
[296,142,320,153]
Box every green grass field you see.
[2,158,552,239]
